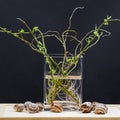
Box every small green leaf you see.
[103,19,108,25]
[103,16,112,25]
[63,70,67,75]
[93,31,99,37]
[20,29,24,33]
[66,58,71,62]
[72,56,74,61]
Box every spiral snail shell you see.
[13,103,25,112]
[24,101,32,110]
[36,102,44,111]
[27,103,41,113]
[80,102,92,113]
[93,102,108,114]
[50,103,63,113]
[80,101,108,114]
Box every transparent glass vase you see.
[44,55,83,111]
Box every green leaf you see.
[93,31,99,37]
[103,19,108,25]
[103,16,112,25]
[66,58,71,62]
[20,29,24,33]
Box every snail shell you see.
[93,103,108,114]
[27,103,40,113]
[80,101,108,114]
[91,102,98,111]
[13,104,25,112]
[80,102,92,113]
[50,104,63,113]
[24,101,32,110]
[36,102,44,111]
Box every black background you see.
[0,0,120,103]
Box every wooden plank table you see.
[0,104,120,120]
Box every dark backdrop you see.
[0,0,120,103]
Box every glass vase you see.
[43,55,83,111]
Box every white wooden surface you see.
[0,104,120,120]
